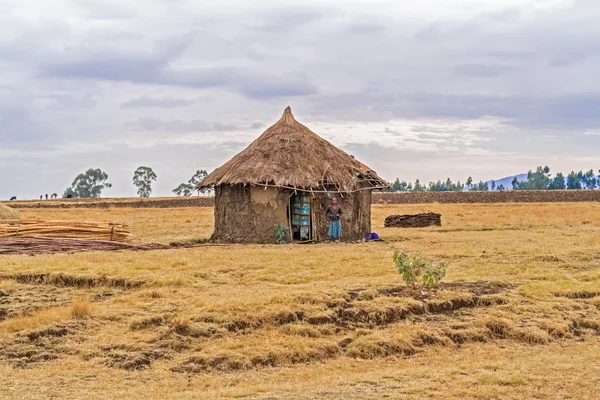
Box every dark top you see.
[326,205,342,221]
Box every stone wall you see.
[5,197,215,209]
[373,191,600,204]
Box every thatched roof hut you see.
[198,107,389,243]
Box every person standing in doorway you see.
[326,197,342,242]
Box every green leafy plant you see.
[393,250,447,289]
[423,261,447,288]
[275,223,289,244]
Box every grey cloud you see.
[237,72,318,99]
[249,7,329,33]
[345,23,386,35]
[454,63,514,78]
[40,47,317,100]
[74,0,136,20]
[122,97,195,108]
[0,106,40,143]
[41,51,166,82]
[132,118,240,133]
[312,90,600,129]
[479,50,536,60]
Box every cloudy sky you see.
[1,0,599,198]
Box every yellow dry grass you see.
[0,203,22,220]
[0,202,599,399]
[0,307,70,336]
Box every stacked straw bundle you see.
[0,220,131,241]
[0,204,22,220]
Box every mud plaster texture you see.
[211,185,372,243]
[212,185,288,244]
[312,190,372,242]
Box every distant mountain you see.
[486,174,528,190]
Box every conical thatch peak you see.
[198,107,389,193]
[277,106,296,127]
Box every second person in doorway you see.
[326,197,342,242]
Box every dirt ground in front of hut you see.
[1,203,600,399]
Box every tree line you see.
[61,167,209,198]
[391,166,600,192]
[58,164,600,198]
[390,177,495,192]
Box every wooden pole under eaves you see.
[312,207,316,242]
[287,192,293,243]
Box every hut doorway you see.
[290,193,312,241]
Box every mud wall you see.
[312,190,372,242]
[212,185,289,244]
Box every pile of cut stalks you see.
[0,237,161,255]
[0,220,131,242]
[0,237,229,255]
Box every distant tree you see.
[412,179,425,192]
[511,176,519,189]
[428,178,463,192]
[477,181,489,191]
[566,171,582,190]
[514,166,551,190]
[466,176,473,190]
[392,178,410,192]
[469,181,488,191]
[189,170,209,195]
[132,166,157,197]
[548,173,566,190]
[582,169,597,189]
[172,183,194,197]
[496,184,506,191]
[428,180,446,192]
[62,187,77,198]
[65,168,112,198]
[528,166,551,190]
[491,181,496,191]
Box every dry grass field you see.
[1,203,600,399]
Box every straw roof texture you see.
[0,204,22,220]
[198,107,389,193]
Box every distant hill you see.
[486,174,528,190]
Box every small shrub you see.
[393,250,447,289]
[274,223,289,244]
[423,262,447,288]
[71,299,93,319]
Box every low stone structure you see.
[384,213,442,228]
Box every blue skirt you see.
[328,220,342,238]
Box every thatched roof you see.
[198,107,389,193]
